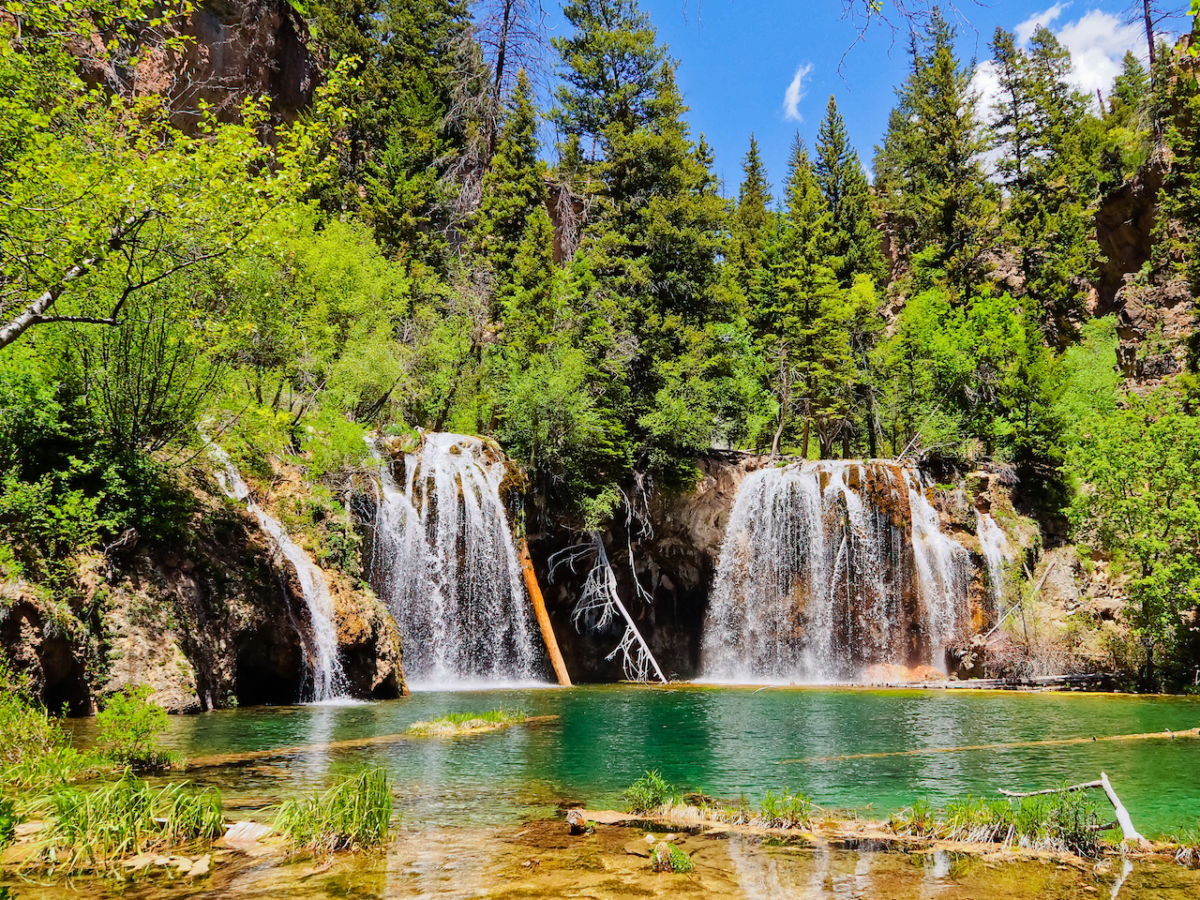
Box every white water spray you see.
[205,441,347,702]
[367,433,543,688]
[976,509,1011,609]
[700,461,971,683]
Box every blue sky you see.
[536,1,1185,198]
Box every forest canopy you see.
[1,0,1199,686]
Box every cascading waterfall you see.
[976,509,1011,608]
[367,432,542,687]
[699,461,971,683]
[205,442,347,702]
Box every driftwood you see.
[999,772,1149,848]
[518,537,572,686]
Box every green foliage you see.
[95,685,176,772]
[936,789,1105,857]
[873,9,994,298]
[756,789,814,829]
[35,774,223,873]
[874,289,1061,464]
[623,770,680,814]
[275,767,393,854]
[404,709,529,735]
[1067,379,1200,686]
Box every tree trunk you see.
[518,537,571,686]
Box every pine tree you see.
[549,0,728,497]
[991,25,1099,344]
[815,96,886,288]
[873,10,994,299]
[309,0,474,260]
[476,69,548,293]
[552,0,667,156]
[757,139,852,458]
[728,134,775,313]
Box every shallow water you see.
[68,684,1200,835]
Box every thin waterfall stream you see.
[699,460,972,683]
[205,441,348,702]
[367,432,544,688]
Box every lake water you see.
[93,684,1200,836]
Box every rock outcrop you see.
[0,467,404,713]
[76,0,316,131]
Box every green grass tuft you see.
[33,773,223,873]
[405,709,529,736]
[623,770,680,814]
[756,789,813,829]
[650,840,694,873]
[275,767,393,855]
[891,787,1107,857]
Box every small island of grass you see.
[404,710,542,737]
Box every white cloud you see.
[1015,2,1069,46]
[976,6,1148,121]
[1056,10,1147,100]
[783,62,814,122]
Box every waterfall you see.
[699,460,971,683]
[367,433,543,688]
[205,441,347,702]
[976,509,1011,608]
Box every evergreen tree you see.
[991,26,1099,345]
[476,70,548,293]
[756,139,853,457]
[873,10,994,298]
[309,0,474,260]
[815,96,886,288]
[552,0,667,156]
[728,134,776,316]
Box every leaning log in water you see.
[518,537,571,686]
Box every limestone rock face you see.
[0,469,405,713]
[533,452,766,681]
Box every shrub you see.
[756,789,813,829]
[650,840,693,873]
[622,771,679,815]
[96,685,176,771]
[37,774,223,873]
[275,767,393,855]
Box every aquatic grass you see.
[32,773,223,873]
[896,787,1107,858]
[623,770,680,815]
[756,789,813,829]
[274,767,393,855]
[1171,824,1200,867]
[405,709,529,736]
[0,665,108,789]
[650,840,693,873]
[889,798,936,836]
